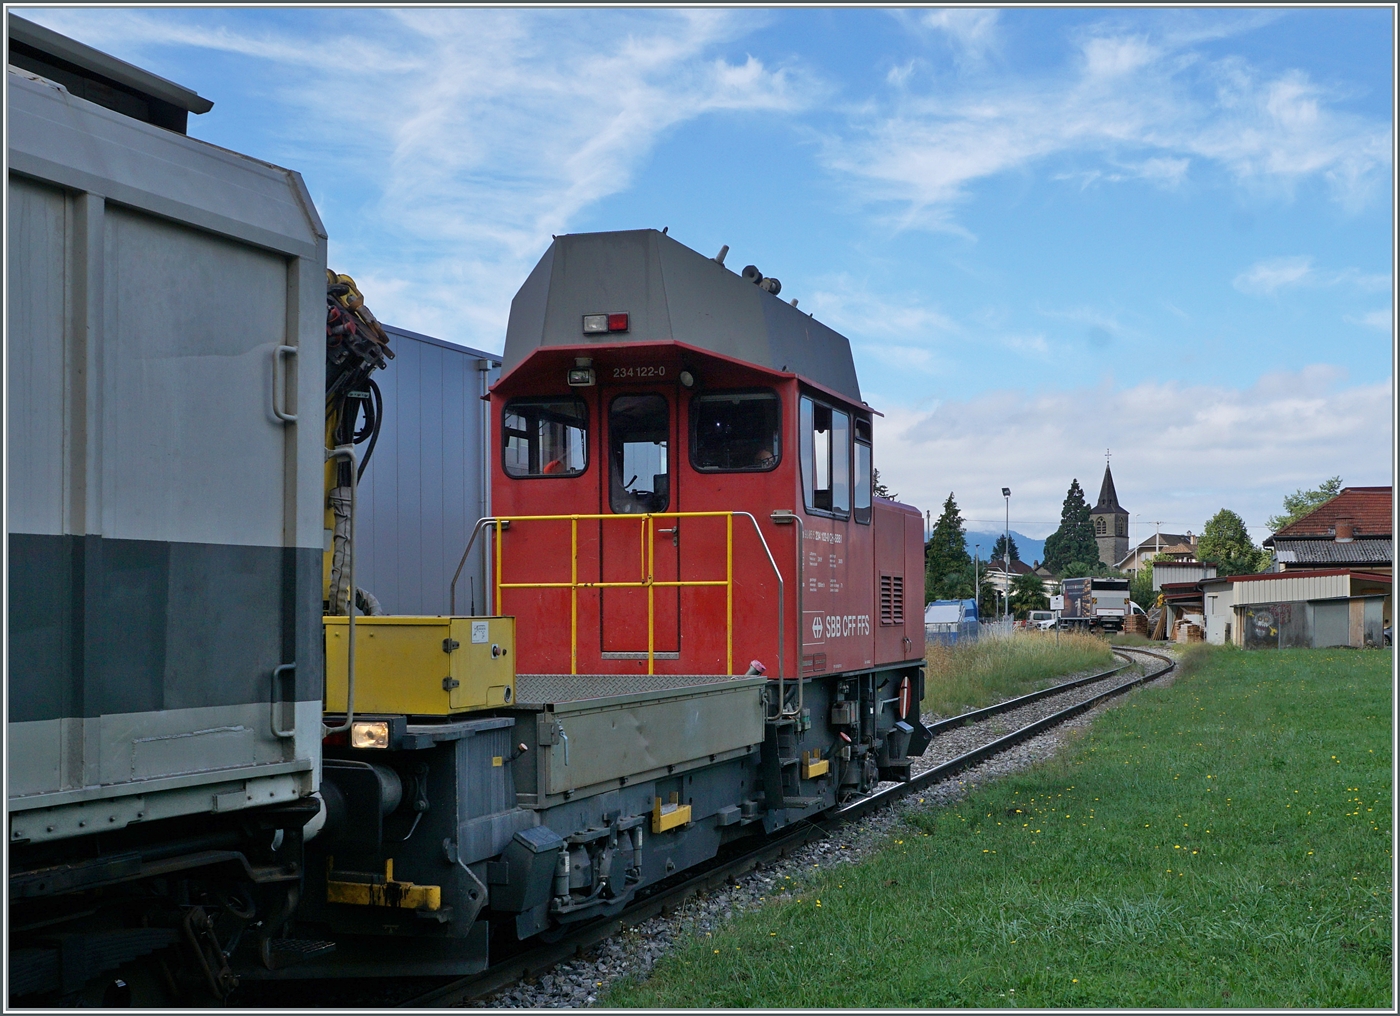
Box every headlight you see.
[350,720,390,749]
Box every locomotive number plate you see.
[611,365,668,380]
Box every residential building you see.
[1116,532,1197,574]
[1263,486,1392,574]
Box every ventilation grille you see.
[880,574,904,626]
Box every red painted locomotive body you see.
[489,230,924,681]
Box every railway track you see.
[397,644,1177,1008]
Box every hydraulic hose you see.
[324,444,358,735]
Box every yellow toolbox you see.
[324,616,515,716]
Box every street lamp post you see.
[974,544,980,623]
[1001,487,1011,624]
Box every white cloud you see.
[1233,256,1393,297]
[1233,256,1314,295]
[921,9,1000,62]
[1081,35,1157,79]
[1345,308,1393,331]
[807,275,961,342]
[870,368,1392,545]
[826,23,1392,227]
[25,8,813,347]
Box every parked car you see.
[1028,610,1056,630]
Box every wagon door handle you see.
[657,521,678,546]
[272,345,298,423]
[271,663,297,738]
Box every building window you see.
[800,395,850,517]
[1095,516,1106,535]
[690,390,780,471]
[1116,516,1126,537]
[503,397,588,477]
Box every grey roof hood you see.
[502,229,862,405]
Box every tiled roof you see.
[1267,486,1392,542]
[1133,533,1192,550]
[1273,538,1392,566]
[986,559,1034,575]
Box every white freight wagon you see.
[8,14,327,1000]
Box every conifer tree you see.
[1042,479,1097,575]
[925,492,972,601]
[990,533,1020,564]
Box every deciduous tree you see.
[1199,508,1268,576]
[1267,476,1342,532]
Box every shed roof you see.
[1266,486,1392,543]
[1225,568,1391,583]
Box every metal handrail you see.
[469,512,784,688]
[767,511,804,721]
[449,516,503,615]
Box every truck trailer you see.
[1058,576,1132,632]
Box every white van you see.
[1028,610,1056,630]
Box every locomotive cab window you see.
[690,390,780,471]
[854,417,872,524]
[503,397,588,477]
[800,395,850,517]
[610,394,669,514]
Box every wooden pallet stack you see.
[1122,613,1150,636]
[1173,620,1205,643]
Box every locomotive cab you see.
[491,229,927,684]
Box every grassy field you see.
[606,647,1393,1008]
[922,629,1117,716]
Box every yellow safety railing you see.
[451,511,787,682]
[500,512,734,676]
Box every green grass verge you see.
[923,630,1117,716]
[605,647,1393,1008]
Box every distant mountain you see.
[964,530,1046,567]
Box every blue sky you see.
[16,7,1393,545]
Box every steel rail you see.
[922,655,1134,737]
[396,645,1176,1009]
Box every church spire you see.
[1094,462,1124,513]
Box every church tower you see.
[1090,458,1129,568]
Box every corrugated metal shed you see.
[1230,571,1351,606]
[356,326,500,615]
[1154,561,1217,589]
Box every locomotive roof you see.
[502,229,862,404]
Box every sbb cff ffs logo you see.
[811,614,872,639]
